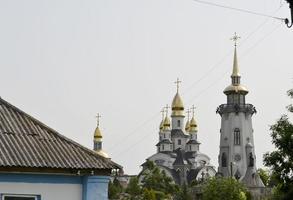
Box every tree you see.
[257,168,270,186]
[140,160,179,199]
[263,89,293,200]
[109,178,123,199]
[125,177,141,198]
[202,177,248,200]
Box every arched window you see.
[178,139,181,145]
[234,128,241,145]
[177,120,180,127]
[222,153,227,167]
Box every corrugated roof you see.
[0,97,120,171]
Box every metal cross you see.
[230,32,241,46]
[174,78,181,93]
[186,109,191,120]
[191,105,196,117]
[160,108,165,119]
[165,104,170,116]
[96,113,101,127]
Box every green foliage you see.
[125,177,141,197]
[109,178,123,199]
[141,160,179,198]
[263,89,293,199]
[257,168,270,186]
[202,177,248,200]
[142,188,156,200]
[175,183,193,200]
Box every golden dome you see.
[96,150,109,158]
[94,127,103,141]
[185,120,190,132]
[171,92,184,116]
[223,84,248,94]
[162,116,171,131]
[189,117,198,132]
[159,120,164,130]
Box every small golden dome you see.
[162,116,171,131]
[171,93,184,116]
[223,84,248,94]
[96,150,109,158]
[94,127,103,141]
[189,117,198,132]
[185,120,190,132]
[159,120,164,130]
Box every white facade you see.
[0,182,82,200]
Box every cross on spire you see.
[174,78,181,93]
[230,32,241,47]
[191,105,196,117]
[165,104,170,116]
[160,108,165,120]
[96,113,101,127]
[186,109,191,120]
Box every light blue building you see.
[0,98,120,200]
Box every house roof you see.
[0,97,120,172]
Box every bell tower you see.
[216,34,263,187]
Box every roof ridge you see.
[0,97,120,168]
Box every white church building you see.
[139,81,216,185]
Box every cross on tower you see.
[191,105,196,117]
[230,32,241,47]
[160,108,165,120]
[165,104,170,116]
[174,78,181,93]
[96,113,101,127]
[186,109,191,120]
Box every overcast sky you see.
[0,0,292,174]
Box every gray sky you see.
[0,0,292,174]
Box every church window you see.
[164,133,166,138]
[177,120,180,127]
[234,128,241,145]
[162,145,164,150]
[189,145,191,151]
[178,139,181,145]
[222,153,227,167]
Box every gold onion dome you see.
[189,117,198,132]
[185,120,190,132]
[171,92,184,116]
[94,126,103,141]
[162,116,171,131]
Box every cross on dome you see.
[230,32,241,47]
[186,109,191,120]
[174,78,181,93]
[191,105,196,117]
[95,113,101,127]
[160,108,165,119]
[165,104,170,115]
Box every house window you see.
[177,120,180,127]
[178,139,181,145]
[234,128,241,145]
[1,194,40,200]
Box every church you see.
[139,80,216,185]
[216,35,265,190]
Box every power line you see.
[193,0,285,22]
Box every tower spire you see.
[230,33,241,85]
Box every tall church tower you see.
[216,34,263,187]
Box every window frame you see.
[1,194,41,200]
[234,128,241,145]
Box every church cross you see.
[96,113,101,127]
[165,104,170,116]
[174,78,181,93]
[186,109,191,120]
[160,108,165,119]
[191,105,196,117]
[230,32,241,46]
